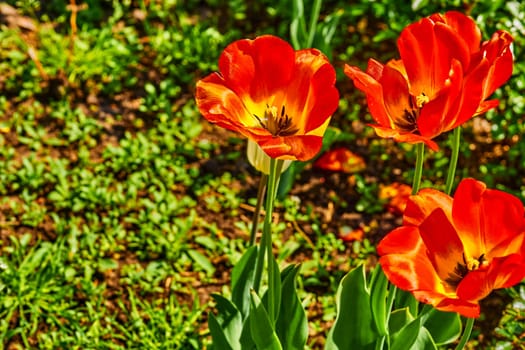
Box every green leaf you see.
[265,253,282,324]
[276,265,308,350]
[98,258,118,272]
[208,313,236,350]
[391,317,437,350]
[209,294,243,350]
[389,308,414,335]
[369,265,389,336]
[290,0,307,50]
[326,265,379,350]
[421,309,461,345]
[186,249,215,275]
[394,288,419,317]
[410,327,437,350]
[249,290,283,350]
[232,246,258,318]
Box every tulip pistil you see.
[254,104,299,137]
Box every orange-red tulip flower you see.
[196,35,339,161]
[345,11,513,150]
[378,178,525,318]
[379,182,412,214]
[313,147,366,173]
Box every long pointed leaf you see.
[208,312,236,350]
[250,290,283,350]
[276,264,308,350]
[209,294,243,350]
[232,245,258,318]
[370,265,389,336]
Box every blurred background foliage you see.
[0,0,523,348]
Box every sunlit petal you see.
[403,188,452,226]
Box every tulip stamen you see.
[445,253,488,288]
[395,93,430,133]
[415,92,429,108]
[253,104,299,137]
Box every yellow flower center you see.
[445,253,488,288]
[253,104,299,137]
[415,92,429,108]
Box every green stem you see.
[445,127,461,195]
[264,159,284,323]
[306,0,322,48]
[455,317,475,350]
[249,174,267,246]
[252,159,284,301]
[411,143,425,195]
[385,277,397,319]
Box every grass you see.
[0,0,524,349]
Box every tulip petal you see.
[410,289,480,317]
[378,226,442,293]
[454,59,490,126]
[417,59,463,137]
[196,74,257,132]
[293,51,339,133]
[219,35,295,102]
[457,255,525,302]
[379,63,413,128]
[433,297,480,318]
[398,18,459,97]
[452,178,525,259]
[370,125,440,151]
[344,61,391,128]
[419,208,465,282]
[475,99,500,116]
[403,188,452,226]
[479,30,514,98]
[440,11,482,54]
[258,134,323,161]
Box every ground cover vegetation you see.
[0,0,524,349]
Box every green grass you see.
[0,0,524,349]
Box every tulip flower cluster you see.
[195,10,522,350]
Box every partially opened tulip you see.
[378,178,525,318]
[196,35,339,161]
[345,11,513,150]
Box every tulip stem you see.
[445,127,461,195]
[412,143,425,195]
[252,158,283,324]
[249,174,267,246]
[455,317,475,350]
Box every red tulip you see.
[313,147,366,173]
[196,35,339,161]
[378,178,525,317]
[345,11,513,150]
